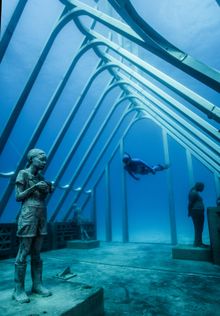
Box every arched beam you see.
[0,0,29,61]
[51,96,137,222]
[107,0,220,92]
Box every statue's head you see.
[26,148,47,169]
[195,182,204,192]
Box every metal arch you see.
[118,73,220,164]
[63,113,143,223]
[63,112,137,222]
[59,0,144,45]
[74,41,219,154]
[2,30,219,168]
[84,31,220,125]
[50,79,127,189]
[107,0,220,92]
[68,2,220,123]
[67,6,220,124]
[0,60,217,218]
[81,40,218,172]
[29,1,220,126]
[104,54,220,145]
[44,62,121,168]
[123,88,220,174]
[90,48,219,173]
[0,38,121,218]
[0,38,106,217]
[86,43,220,170]
[0,5,105,153]
[47,82,127,221]
[0,6,70,153]
[127,94,220,175]
[114,94,219,179]
[0,0,218,223]
[51,95,137,222]
[62,103,144,222]
[72,70,219,178]
[1,3,218,157]
[141,105,220,178]
[98,56,219,164]
[0,0,29,61]
[61,0,220,92]
[1,3,219,138]
[0,59,124,218]
[48,59,218,220]
[119,75,220,172]
[63,2,219,124]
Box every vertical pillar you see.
[214,173,220,198]
[186,149,194,187]
[91,188,97,239]
[120,139,129,242]
[105,164,112,241]
[162,129,177,245]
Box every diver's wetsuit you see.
[123,156,168,180]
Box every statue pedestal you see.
[207,206,220,265]
[172,244,212,262]
[67,240,100,249]
[1,278,104,316]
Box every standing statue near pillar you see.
[13,149,53,303]
[72,204,90,241]
[188,182,208,248]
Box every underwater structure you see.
[0,0,220,315]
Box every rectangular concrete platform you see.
[67,240,100,249]
[172,244,212,262]
[207,207,220,265]
[0,278,104,316]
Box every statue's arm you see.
[188,191,198,216]
[15,182,37,202]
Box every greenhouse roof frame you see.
[0,0,219,223]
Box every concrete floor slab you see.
[1,242,220,316]
[0,279,103,316]
[67,240,100,249]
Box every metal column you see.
[186,149,194,188]
[105,164,112,241]
[120,139,129,242]
[162,128,177,245]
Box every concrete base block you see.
[207,207,220,265]
[0,278,104,316]
[172,244,212,262]
[67,240,100,249]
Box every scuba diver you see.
[123,153,169,180]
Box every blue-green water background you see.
[0,0,219,244]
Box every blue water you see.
[0,0,219,245]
